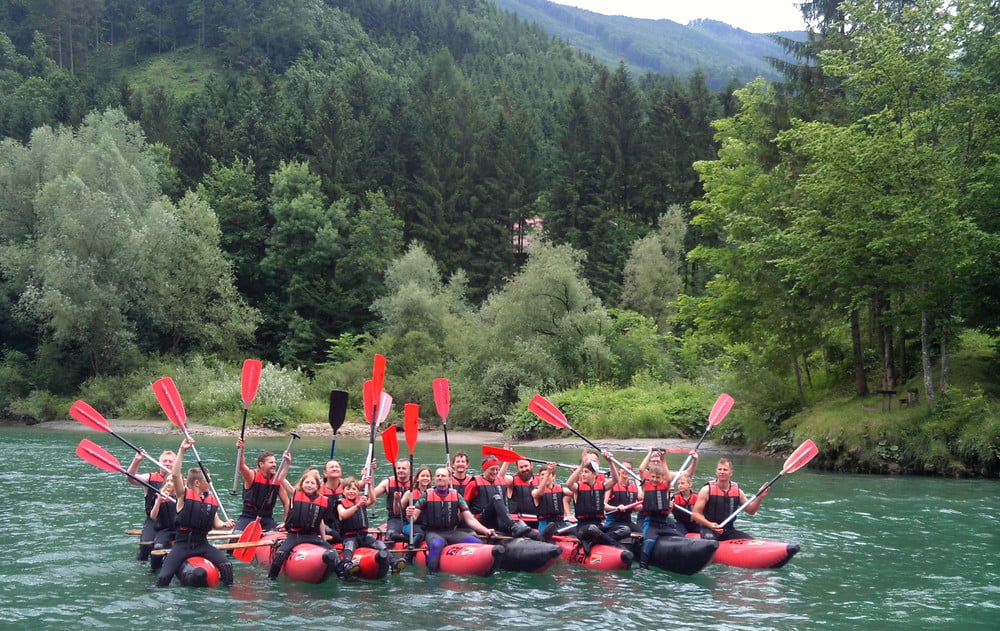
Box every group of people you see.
[126,437,771,585]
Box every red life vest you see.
[509,474,539,515]
[177,488,219,533]
[421,488,461,531]
[574,480,605,520]
[287,490,328,534]
[702,481,741,526]
[384,477,409,518]
[339,495,370,536]
[641,481,672,516]
[241,470,281,519]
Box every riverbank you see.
[26,418,736,453]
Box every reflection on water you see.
[1,428,997,631]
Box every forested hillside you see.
[0,0,728,373]
[492,0,794,88]
[0,1,997,477]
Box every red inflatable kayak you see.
[686,533,800,569]
[555,536,634,570]
[176,556,221,587]
[255,534,391,582]
[402,541,505,577]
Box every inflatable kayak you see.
[404,541,505,577]
[495,538,562,573]
[644,535,719,575]
[555,537,634,570]
[177,556,221,587]
[686,533,800,569]
[255,533,393,582]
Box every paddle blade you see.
[240,359,263,408]
[76,438,122,473]
[781,439,819,474]
[69,400,110,433]
[404,403,419,453]
[708,393,735,427]
[528,394,570,430]
[382,424,399,464]
[482,445,521,464]
[363,379,375,424]
[433,378,451,421]
[371,354,387,400]
[328,390,349,433]
[152,377,187,428]
[234,518,262,562]
[376,392,393,425]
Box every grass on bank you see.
[4,332,998,477]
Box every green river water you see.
[1,427,996,631]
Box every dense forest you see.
[0,0,997,476]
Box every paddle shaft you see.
[113,431,171,473]
[567,426,642,484]
[717,473,781,528]
[364,401,378,497]
[126,469,176,503]
[182,430,230,522]
[231,407,249,494]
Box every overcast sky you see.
[550,1,807,33]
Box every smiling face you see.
[259,453,278,477]
[416,468,432,489]
[324,460,342,481]
[301,475,319,495]
[516,460,533,480]
[452,454,468,475]
[158,452,176,470]
[715,460,733,485]
[343,482,360,500]
[395,460,410,482]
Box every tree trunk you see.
[939,318,950,394]
[851,308,869,396]
[791,338,806,404]
[921,310,936,407]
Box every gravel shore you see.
[25,418,734,453]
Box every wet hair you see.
[675,472,692,485]
[648,465,666,477]
[257,451,275,467]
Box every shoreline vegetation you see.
[22,418,740,455]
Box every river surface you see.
[1,427,996,630]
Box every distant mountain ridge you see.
[491,0,801,89]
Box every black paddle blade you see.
[329,390,349,433]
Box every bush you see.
[9,390,71,423]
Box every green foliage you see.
[505,382,716,440]
[8,390,70,424]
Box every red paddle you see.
[671,393,735,486]
[364,353,388,498]
[481,445,578,472]
[382,424,399,464]
[69,400,170,473]
[232,359,263,494]
[152,377,230,521]
[404,403,420,546]
[233,517,262,562]
[76,439,175,502]
[718,439,819,528]
[528,395,641,483]
[433,378,451,469]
